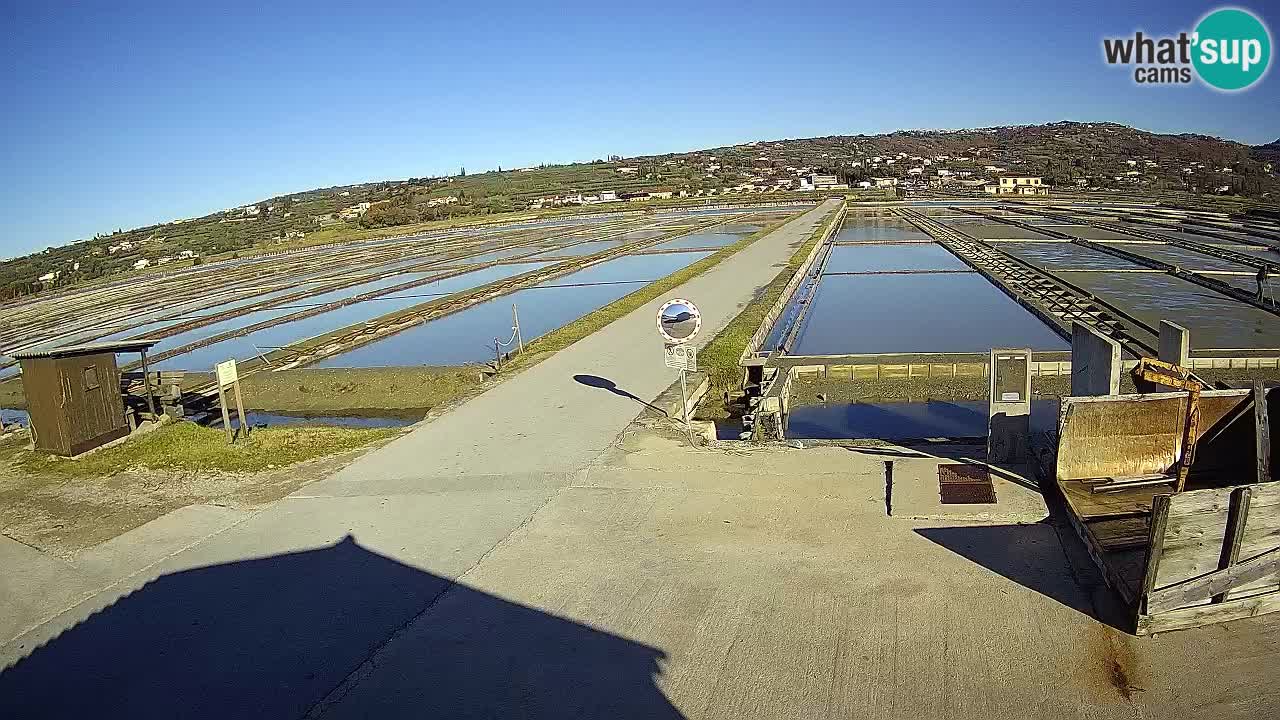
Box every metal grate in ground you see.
[938,464,997,504]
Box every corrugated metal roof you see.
[12,339,161,360]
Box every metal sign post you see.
[988,348,1031,463]
[680,366,691,441]
[214,359,248,443]
[665,344,699,441]
[657,298,702,444]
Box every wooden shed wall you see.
[21,358,70,454]
[20,352,128,456]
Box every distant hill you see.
[1251,138,1280,167]
[3,121,1278,301]
[681,121,1275,195]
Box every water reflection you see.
[832,220,930,243]
[1065,271,1280,349]
[317,252,712,367]
[995,242,1140,271]
[156,262,555,370]
[823,243,968,273]
[787,399,1059,440]
[791,273,1068,355]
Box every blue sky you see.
[2,0,1277,257]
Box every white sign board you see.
[657,298,701,344]
[215,359,239,387]
[664,343,697,372]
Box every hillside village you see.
[520,122,1276,207]
[2,121,1276,301]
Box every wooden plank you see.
[1086,516,1151,552]
[1138,583,1280,635]
[1056,390,1250,482]
[1058,479,1160,519]
[1104,548,1147,606]
[1155,482,1280,595]
[138,350,158,418]
[1140,494,1172,614]
[1147,545,1280,614]
[1089,474,1175,493]
[217,383,233,444]
[232,378,249,441]
[1256,382,1271,485]
[1058,483,1139,607]
[1215,487,1252,603]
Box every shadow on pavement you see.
[0,535,683,719]
[573,374,668,416]
[914,523,1128,632]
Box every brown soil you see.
[0,431,374,558]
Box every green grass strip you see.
[18,422,400,476]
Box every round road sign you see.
[657,298,701,344]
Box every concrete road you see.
[4,197,1277,719]
[6,432,1276,719]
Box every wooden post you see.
[513,304,523,355]
[217,382,233,444]
[1255,381,1271,485]
[1139,494,1172,615]
[1174,385,1201,493]
[138,350,158,418]
[1213,487,1253,604]
[232,378,249,440]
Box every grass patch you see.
[695,206,843,419]
[510,216,794,364]
[237,366,481,414]
[17,422,400,477]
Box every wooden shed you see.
[13,340,159,456]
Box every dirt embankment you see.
[788,373,1075,405]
